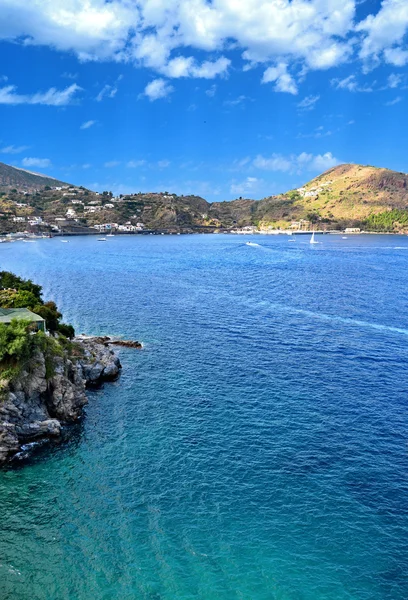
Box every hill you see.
[220,163,408,231]
[0,162,68,191]
[288,163,408,228]
[2,161,408,234]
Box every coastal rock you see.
[0,337,122,466]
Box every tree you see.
[0,272,42,301]
[0,319,35,365]
[58,323,75,339]
[6,290,39,310]
[33,302,62,333]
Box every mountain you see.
[2,161,408,233]
[216,163,408,230]
[286,163,408,224]
[0,162,68,191]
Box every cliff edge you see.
[0,337,121,465]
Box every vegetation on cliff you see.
[0,272,76,385]
[0,272,74,337]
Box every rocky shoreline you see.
[0,337,125,465]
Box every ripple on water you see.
[0,234,407,600]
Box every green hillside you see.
[1,161,408,233]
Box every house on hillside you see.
[0,308,46,331]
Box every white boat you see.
[246,241,260,247]
[342,236,348,239]
[310,232,319,244]
[98,238,107,242]
[61,240,69,243]
[106,233,115,237]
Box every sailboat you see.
[310,231,319,244]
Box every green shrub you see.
[365,210,408,231]
[58,323,75,339]
[0,319,36,366]
[0,272,42,301]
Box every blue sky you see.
[0,0,407,201]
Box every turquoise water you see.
[0,234,407,600]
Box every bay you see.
[0,233,407,599]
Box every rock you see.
[0,336,123,466]
[15,419,61,439]
[109,340,142,348]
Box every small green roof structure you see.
[0,308,45,331]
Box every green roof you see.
[0,308,45,324]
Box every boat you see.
[61,240,69,243]
[246,241,260,247]
[342,236,348,239]
[98,238,107,242]
[310,232,318,245]
[106,234,115,237]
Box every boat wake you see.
[249,298,408,337]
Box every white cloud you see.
[104,160,120,168]
[143,78,174,101]
[262,63,298,95]
[253,154,293,172]
[190,58,230,79]
[0,0,357,93]
[22,157,52,168]
[157,160,171,168]
[357,0,408,67]
[230,176,261,196]
[0,144,29,154]
[298,126,333,139]
[253,152,339,173]
[385,96,402,106]
[331,75,358,92]
[387,73,403,88]
[205,84,217,97]
[0,83,81,105]
[127,160,146,168]
[383,47,408,66]
[297,95,320,110]
[80,119,96,130]
[3,0,408,90]
[96,84,117,101]
[160,56,230,79]
[331,75,373,92]
[224,95,250,107]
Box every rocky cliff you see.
[0,337,121,465]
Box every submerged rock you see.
[0,337,122,465]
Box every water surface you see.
[0,234,407,599]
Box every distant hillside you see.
[239,163,408,231]
[2,161,408,233]
[0,162,68,191]
[292,163,408,221]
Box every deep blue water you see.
[0,233,407,600]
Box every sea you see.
[0,233,407,600]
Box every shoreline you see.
[1,230,407,243]
[0,336,124,466]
